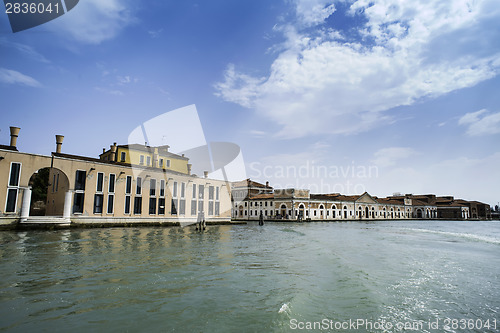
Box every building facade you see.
[1,127,231,227]
[231,180,489,221]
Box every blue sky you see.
[1,0,499,206]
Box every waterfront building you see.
[231,179,490,221]
[0,127,231,228]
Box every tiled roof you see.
[249,193,274,200]
[310,193,360,202]
[232,179,273,189]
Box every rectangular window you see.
[149,197,157,215]
[178,182,186,215]
[179,199,185,215]
[75,170,86,191]
[109,174,116,193]
[136,177,142,195]
[158,198,165,215]
[125,196,131,214]
[9,162,21,186]
[126,176,132,194]
[6,188,18,213]
[198,185,204,213]
[215,201,220,216]
[215,187,220,216]
[208,186,214,216]
[146,156,151,166]
[52,174,56,193]
[192,184,196,199]
[159,158,164,168]
[120,151,126,162]
[107,174,115,214]
[150,179,156,196]
[171,198,178,215]
[56,173,59,192]
[96,172,104,192]
[73,193,85,214]
[124,175,131,214]
[191,199,197,215]
[166,160,171,167]
[160,179,165,197]
[139,155,144,165]
[73,169,86,214]
[134,197,142,214]
[208,201,214,215]
[107,194,114,214]
[6,163,20,212]
[173,181,178,198]
[215,202,220,216]
[94,194,104,214]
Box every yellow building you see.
[100,143,191,174]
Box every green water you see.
[1,221,499,332]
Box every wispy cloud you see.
[0,68,41,87]
[95,86,124,96]
[371,147,418,167]
[0,38,50,63]
[215,0,500,138]
[117,75,138,85]
[48,0,135,44]
[459,109,500,136]
[148,29,163,38]
[249,130,267,138]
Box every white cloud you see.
[117,75,137,85]
[249,130,267,138]
[372,147,417,167]
[214,64,265,108]
[148,29,163,38]
[459,109,500,136]
[0,38,50,63]
[215,0,500,138]
[95,87,124,96]
[294,0,336,26]
[48,0,135,44]
[0,68,41,87]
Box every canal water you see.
[1,221,499,332]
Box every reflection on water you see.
[1,221,500,332]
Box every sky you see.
[1,0,499,206]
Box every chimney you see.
[110,142,117,162]
[9,126,20,148]
[187,163,192,175]
[204,171,208,178]
[55,135,64,153]
[266,181,269,187]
